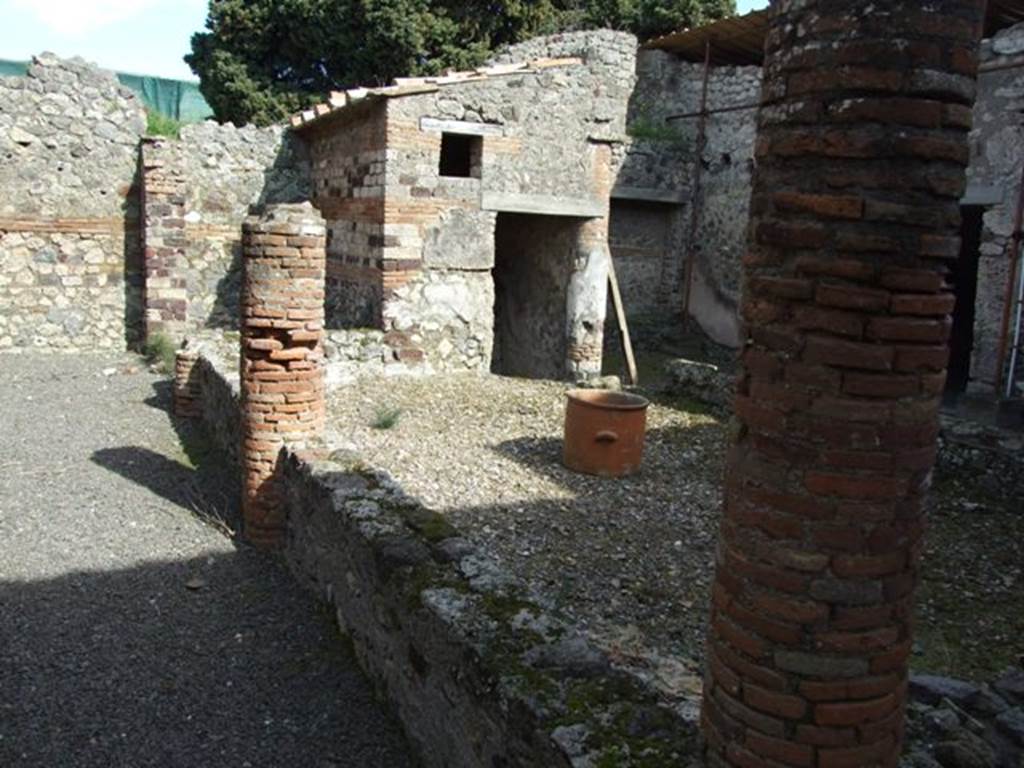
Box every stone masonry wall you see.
[0,53,146,352]
[141,123,310,341]
[373,32,634,375]
[607,49,761,345]
[967,22,1024,393]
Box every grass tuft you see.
[142,332,177,374]
[370,405,402,430]
[146,110,182,139]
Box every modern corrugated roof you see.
[290,57,582,131]
[645,2,1024,66]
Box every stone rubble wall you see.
[0,53,146,352]
[607,49,761,345]
[141,123,310,341]
[966,23,1024,393]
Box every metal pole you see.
[681,38,712,329]
[666,100,761,122]
[1006,250,1024,398]
[994,162,1024,394]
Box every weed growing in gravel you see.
[142,332,177,374]
[370,405,402,430]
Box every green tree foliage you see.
[187,0,735,126]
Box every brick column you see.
[240,203,326,548]
[701,2,985,766]
[173,348,200,419]
[140,138,189,342]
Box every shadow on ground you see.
[0,552,412,768]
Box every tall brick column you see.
[701,2,985,766]
[240,203,326,548]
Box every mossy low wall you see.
[183,346,703,767]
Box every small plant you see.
[142,332,177,373]
[370,405,402,430]
[146,110,182,139]
[626,116,686,145]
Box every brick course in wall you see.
[701,2,986,766]
[239,203,327,547]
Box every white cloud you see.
[10,0,164,37]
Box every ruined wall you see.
[0,53,146,352]
[608,50,761,346]
[141,123,310,340]
[333,31,637,376]
[967,22,1024,393]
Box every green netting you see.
[0,58,213,123]
[0,59,28,77]
[115,72,214,123]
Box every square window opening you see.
[439,133,482,179]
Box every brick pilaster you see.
[701,2,985,766]
[240,203,327,548]
[141,138,189,342]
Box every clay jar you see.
[563,389,650,477]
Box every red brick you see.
[745,684,808,720]
[795,255,877,282]
[795,724,857,747]
[745,730,815,767]
[805,472,907,500]
[866,316,951,343]
[833,551,906,578]
[713,637,791,691]
[751,276,816,300]
[814,626,901,653]
[879,267,946,293]
[842,372,919,398]
[749,590,829,623]
[815,693,898,726]
[893,344,950,372]
[804,336,893,371]
[774,191,865,219]
[792,306,864,338]
[817,284,891,312]
[890,293,956,316]
[714,613,768,659]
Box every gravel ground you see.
[0,354,413,768]
[327,371,1024,683]
[328,374,726,674]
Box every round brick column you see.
[173,347,200,419]
[240,203,326,548]
[701,2,985,766]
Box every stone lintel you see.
[481,192,604,218]
[419,117,505,136]
[961,184,1004,206]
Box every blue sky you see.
[0,0,771,82]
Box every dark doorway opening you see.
[947,205,985,394]
[491,213,578,379]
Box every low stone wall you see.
[180,344,702,767]
[282,450,700,768]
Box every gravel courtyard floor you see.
[327,371,1024,682]
[0,354,413,768]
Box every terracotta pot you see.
[563,389,650,477]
